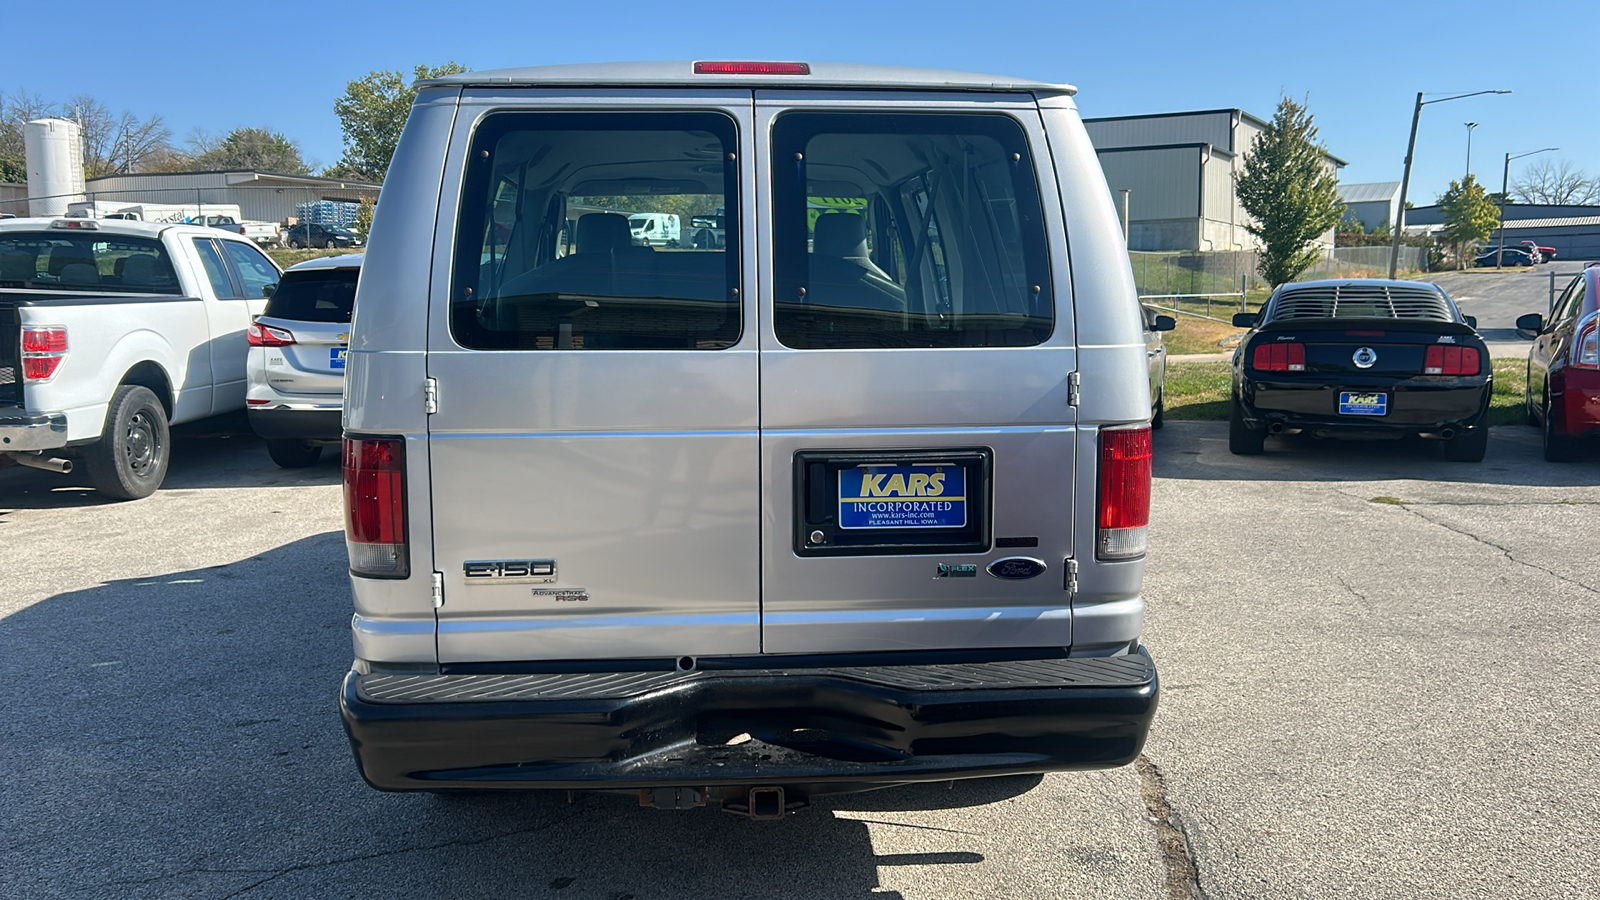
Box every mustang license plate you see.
[1339,391,1387,416]
[330,347,348,370]
[838,464,967,530]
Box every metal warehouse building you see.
[1337,181,1402,232]
[1085,108,1346,252]
[79,171,380,225]
[1403,203,1600,261]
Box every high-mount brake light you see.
[693,61,811,75]
[21,326,68,382]
[49,219,98,230]
[1097,426,1152,561]
[247,323,296,346]
[1575,315,1598,370]
[1423,345,1480,375]
[1251,342,1305,373]
[344,437,408,578]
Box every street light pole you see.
[1497,146,1558,270]
[1464,122,1477,179]
[1388,89,1512,279]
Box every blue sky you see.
[5,0,1593,205]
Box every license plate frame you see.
[1338,391,1387,416]
[792,449,991,558]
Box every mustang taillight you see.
[247,323,295,346]
[1423,345,1481,375]
[1575,315,1599,370]
[1251,342,1305,372]
[1097,425,1151,561]
[21,326,68,382]
[344,436,408,578]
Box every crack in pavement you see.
[1136,755,1206,900]
[1400,505,1600,597]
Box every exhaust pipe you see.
[13,454,72,474]
[1268,422,1286,435]
[1440,428,1456,440]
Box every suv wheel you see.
[266,439,323,468]
[83,385,170,500]
[1228,397,1264,455]
[324,239,336,249]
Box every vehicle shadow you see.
[0,410,338,510]
[0,533,1045,900]
[1155,419,1600,486]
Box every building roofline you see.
[1084,107,1344,166]
[1094,142,1234,159]
[86,170,380,190]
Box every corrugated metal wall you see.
[1098,147,1201,221]
[81,174,376,224]
[1084,112,1235,151]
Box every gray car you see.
[337,62,1159,816]
[245,254,361,467]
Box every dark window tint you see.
[451,111,740,351]
[0,232,180,294]
[771,113,1053,349]
[264,267,360,323]
[192,239,237,297]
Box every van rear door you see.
[426,93,760,663]
[754,93,1079,654]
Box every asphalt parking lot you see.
[2,418,1597,899]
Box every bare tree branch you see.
[1512,159,1600,206]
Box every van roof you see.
[417,61,1077,96]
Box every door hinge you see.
[1067,371,1081,407]
[431,571,444,608]
[423,378,438,415]
[1065,558,1080,595]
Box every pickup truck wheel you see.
[1228,397,1264,455]
[84,385,170,500]
[266,439,322,468]
[1442,424,1489,462]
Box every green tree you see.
[333,62,467,181]
[1234,95,1343,287]
[192,127,311,174]
[1339,207,1365,234]
[1438,175,1499,268]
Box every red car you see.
[1519,240,1557,262]
[1521,266,1599,460]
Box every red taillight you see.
[21,326,67,382]
[1251,342,1306,372]
[1097,426,1152,560]
[1423,345,1480,375]
[1574,316,1598,370]
[247,323,295,346]
[693,60,811,75]
[343,436,408,578]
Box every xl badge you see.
[463,559,556,584]
[987,557,1047,580]
[1352,347,1378,369]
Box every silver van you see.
[339,62,1158,815]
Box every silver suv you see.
[338,62,1158,816]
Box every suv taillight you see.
[1251,342,1306,372]
[247,323,295,346]
[1575,315,1599,370]
[1097,425,1151,560]
[21,326,68,382]
[344,436,408,578]
[1423,345,1481,375]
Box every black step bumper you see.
[340,650,1159,793]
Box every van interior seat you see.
[806,213,906,313]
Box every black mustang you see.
[1229,279,1492,461]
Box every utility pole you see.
[1497,147,1558,270]
[1464,122,1477,179]
[1388,89,1511,279]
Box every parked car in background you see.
[285,223,364,249]
[1519,240,1557,262]
[1519,265,1599,461]
[190,215,281,248]
[246,254,360,467]
[0,217,281,498]
[1229,279,1491,461]
[337,60,1161,809]
[1475,247,1536,267]
[1143,304,1175,427]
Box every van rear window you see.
[770,113,1053,349]
[450,111,740,350]
[0,233,181,294]
[264,267,360,323]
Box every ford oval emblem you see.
[1353,347,1378,369]
[987,557,1047,580]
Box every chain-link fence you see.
[1130,246,1431,299]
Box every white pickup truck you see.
[193,214,282,248]
[0,217,282,498]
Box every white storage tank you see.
[24,118,87,217]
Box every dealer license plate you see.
[838,464,967,530]
[1339,391,1387,416]
[330,347,348,370]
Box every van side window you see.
[771,112,1053,349]
[450,111,741,350]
